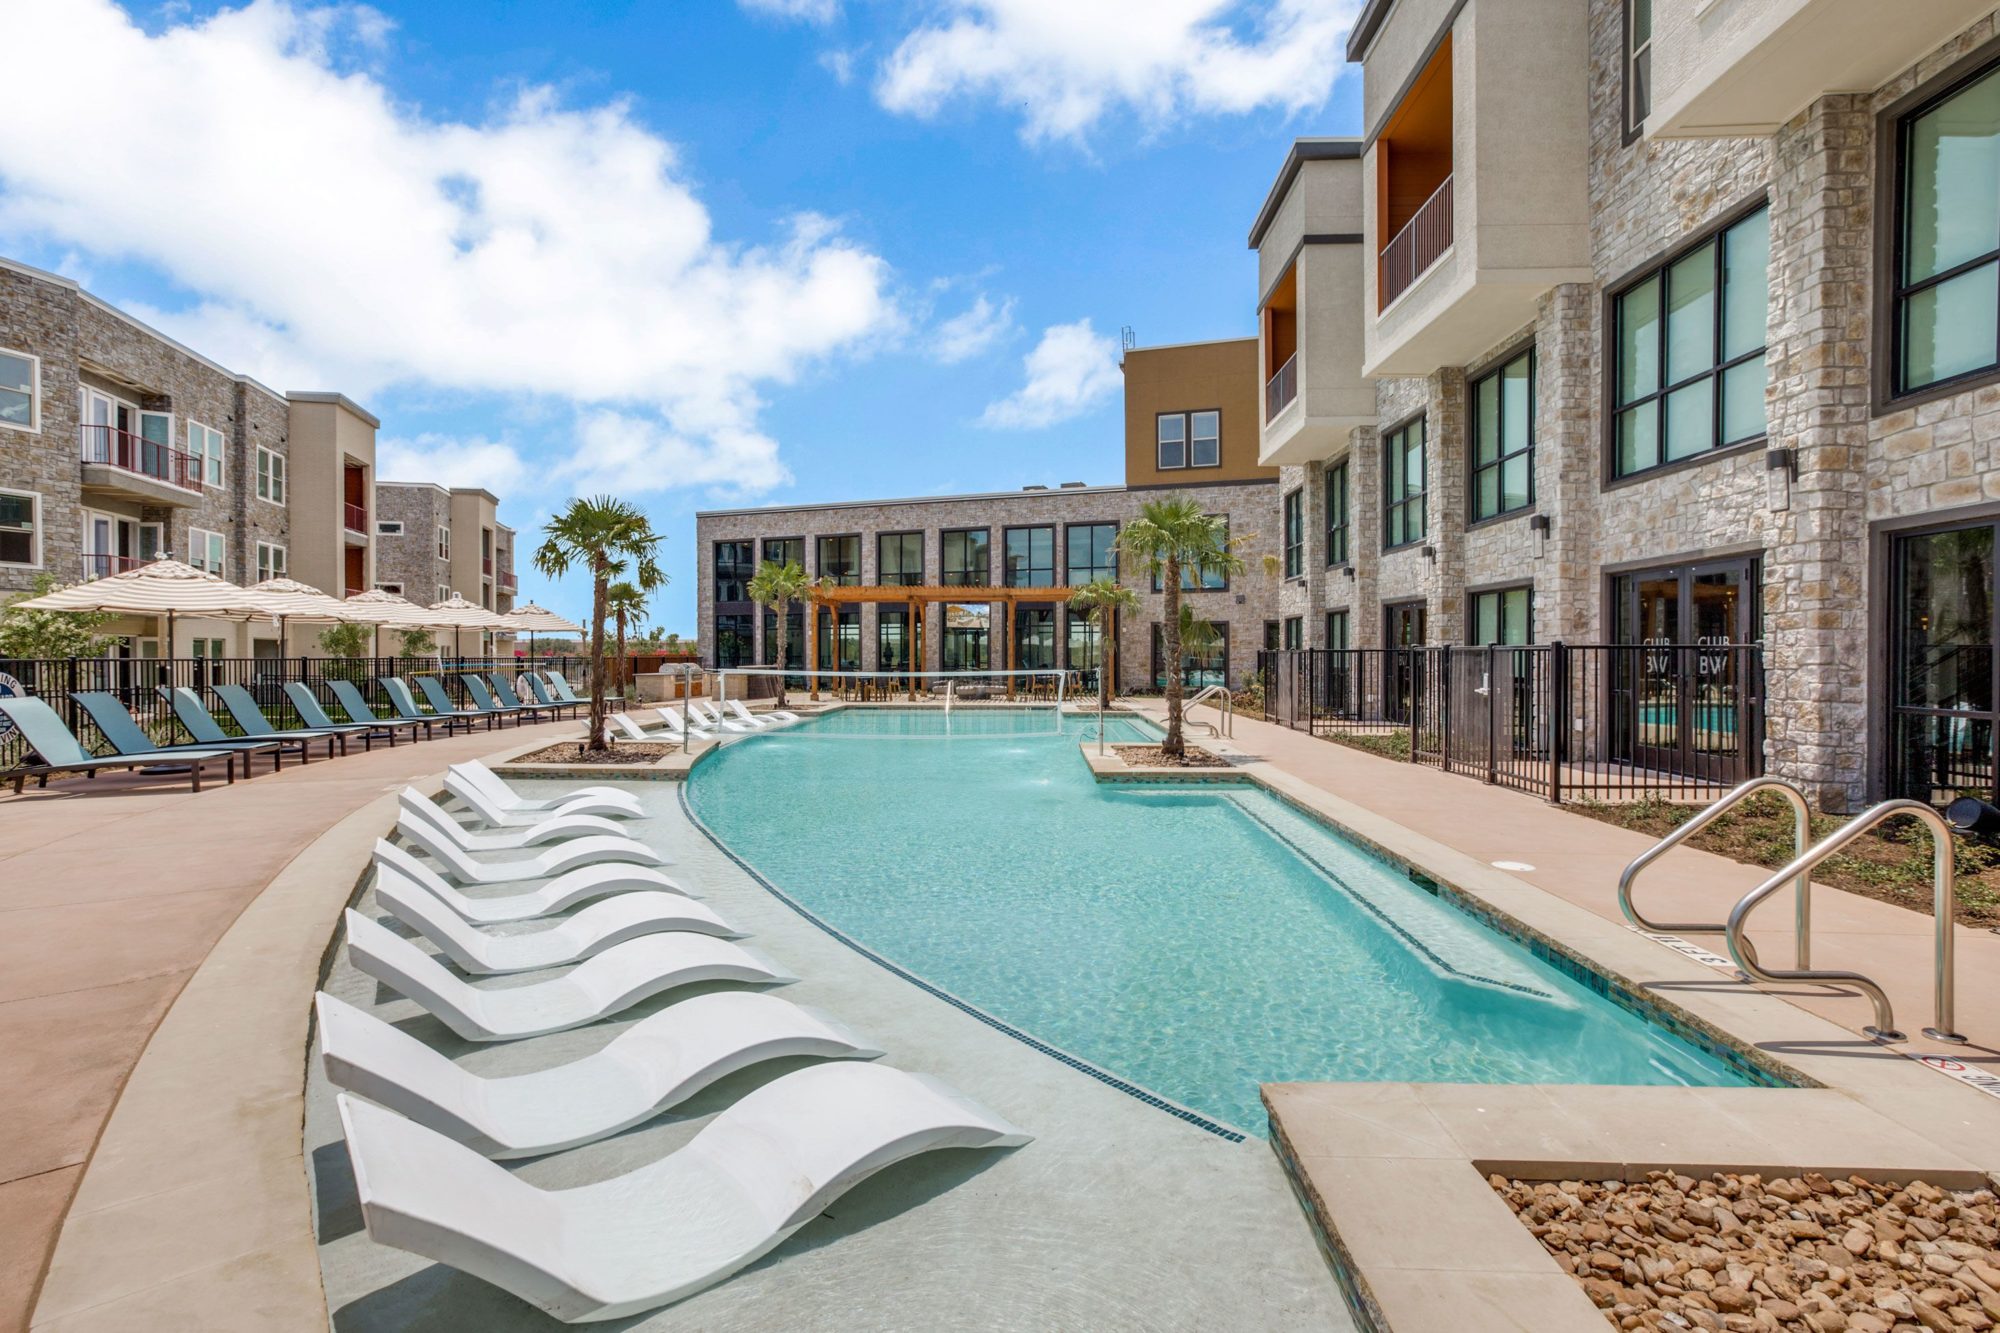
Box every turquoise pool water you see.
[688,708,1755,1131]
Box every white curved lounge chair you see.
[375,868,739,975]
[396,813,665,882]
[399,789,633,850]
[649,708,714,741]
[607,712,671,744]
[689,699,756,732]
[316,990,881,1157]
[372,842,691,923]
[336,1062,1031,1320]
[343,910,792,1041]
[726,699,799,728]
[451,760,638,815]
[444,766,640,827]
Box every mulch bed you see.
[1495,1170,2000,1332]
[1112,744,1229,769]
[513,742,676,765]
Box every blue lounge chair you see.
[541,670,589,706]
[73,691,284,773]
[0,696,237,794]
[214,683,360,754]
[521,673,582,718]
[488,672,562,721]
[398,677,487,732]
[331,679,438,740]
[459,675,529,727]
[285,682,415,748]
[158,686,333,763]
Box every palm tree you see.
[534,496,665,754]
[1117,496,1245,757]
[746,559,816,708]
[604,580,651,702]
[1066,577,1139,711]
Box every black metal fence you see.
[1256,642,1764,804]
[0,654,589,771]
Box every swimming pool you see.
[687,708,1758,1132]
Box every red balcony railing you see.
[78,425,203,491]
[344,503,368,534]
[1379,175,1453,308]
[1265,352,1298,422]
[498,570,517,592]
[482,556,493,576]
[81,553,147,581]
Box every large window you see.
[815,608,860,670]
[762,536,803,572]
[1004,525,1055,587]
[942,528,990,586]
[1384,417,1426,548]
[1625,0,1652,132]
[188,527,226,578]
[762,605,804,669]
[1325,460,1349,567]
[877,532,923,586]
[1892,523,1999,802]
[0,490,39,566]
[1014,607,1056,670]
[1282,487,1304,578]
[941,603,989,669]
[1470,586,1533,645]
[1471,349,1534,520]
[1152,518,1231,592]
[1896,63,2000,396]
[0,349,40,432]
[816,534,860,585]
[1613,206,1770,477]
[714,612,753,668]
[1066,616,1103,679]
[1156,410,1220,469]
[1283,616,1303,650]
[878,609,911,670]
[1151,622,1228,689]
[188,421,225,487]
[1066,523,1117,585]
[714,541,753,602]
[256,447,286,505]
[1326,608,1349,651]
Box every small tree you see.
[397,627,439,659]
[745,559,814,708]
[0,576,118,660]
[316,622,371,658]
[605,580,650,702]
[1065,577,1139,711]
[535,497,666,754]
[1117,497,1245,758]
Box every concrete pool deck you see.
[307,779,1352,1331]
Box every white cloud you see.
[739,0,841,24]
[980,318,1120,429]
[818,47,857,85]
[0,0,894,497]
[377,433,529,496]
[876,0,1357,143]
[930,293,1015,364]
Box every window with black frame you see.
[1891,522,2000,804]
[1471,350,1534,521]
[1151,622,1228,689]
[1469,586,1533,645]
[1152,517,1230,591]
[1066,522,1117,584]
[941,528,989,586]
[815,607,861,670]
[761,536,803,571]
[1612,206,1769,477]
[1625,0,1652,132]
[1282,487,1303,578]
[1384,417,1426,548]
[1283,617,1302,650]
[714,612,753,668]
[761,604,804,670]
[941,603,990,669]
[877,532,923,586]
[1066,616,1103,688]
[1895,63,2000,397]
[816,534,861,585]
[1014,607,1056,670]
[1003,526,1055,587]
[877,609,910,670]
[1326,608,1349,650]
[1325,459,1349,566]
[714,540,754,603]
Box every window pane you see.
[1477,468,1499,518]
[1631,0,1650,44]
[1617,276,1660,404]
[1501,353,1531,454]
[1618,405,1658,475]
[1722,210,1770,360]
[1503,588,1530,644]
[1501,455,1531,511]
[1665,242,1716,383]
[1157,414,1185,468]
[1720,357,1768,443]
[1404,429,1424,490]
[1903,261,2000,389]
[1474,376,1499,465]
[1191,410,1219,467]
[1905,67,2000,284]
[0,352,30,395]
[1664,379,1714,461]
[1476,595,1499,645]
[1898,525,1994,710]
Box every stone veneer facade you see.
[696,481,1282,692]
[1271,0,2000,810]
[373,483,454,604]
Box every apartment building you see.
[0,256,380,657]
[696,338,1281,691]
[373,484,516,615]
[1256,0,2000,810]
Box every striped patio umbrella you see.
[341,588,445,656]
[498,601,581,658]
[425,593,510,660]
[12,558,276,646]
[246,577,356,647]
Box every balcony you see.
[81,553,147,581]
[78,425,203,506]
[343,502,367,534]
[1645,0,1994,138]
[498,570,517,592]
[1379,177,1451,309]
[1251,140,1376,467]
[482,555,493,576]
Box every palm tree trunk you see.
[586,564,609,754]
[774,614,789,709]
[615,614,628,705]
[1163,555,1184,757]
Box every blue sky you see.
[0,0,1361,633]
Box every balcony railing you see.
[482,556,494,576]
[81,553,147,581]
[498,570,517,592]
[343,503,368,534]
[1265,353,1298,422]
[78,425,203,492]
[1379,175,1453,308]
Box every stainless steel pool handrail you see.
[1725,798,1966,1045]
[1618,776,1812,972]
[1185,684,1232,738]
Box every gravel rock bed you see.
[1493,1171,2000,1332]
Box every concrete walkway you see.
[0,720,578,1331]
[1140,703,2000,1068]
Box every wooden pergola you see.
[802,584,1116,701]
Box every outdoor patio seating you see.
[0,696,238,794]
[371,840,691,923]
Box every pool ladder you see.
[1619,778,1966,1044]
[1184,685,1233,738]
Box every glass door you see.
[1384,601,1427,723]
[1611,558,1759,780]
[1890,523,1996,804]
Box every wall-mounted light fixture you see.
[1342,565,1356,579]
[1530,513,1551,561]
[1766,447,1797,512]
[1422,544,1436,562]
